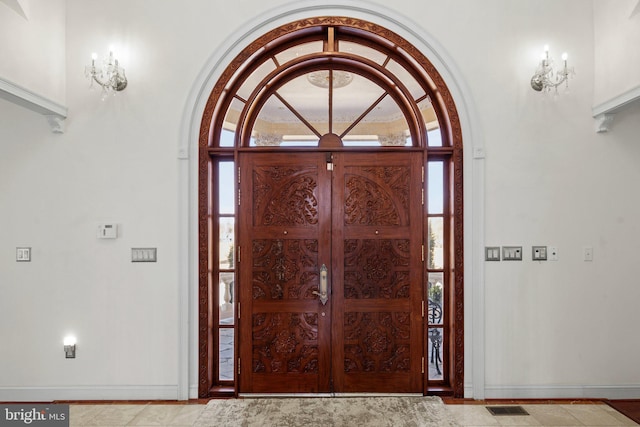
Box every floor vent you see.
[486,406,529,416]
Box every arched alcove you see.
[179,1,485,400]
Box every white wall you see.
[593,0,640,105]
[1,0,639,401]
[0,0,66,104]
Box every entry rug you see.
[193,396,459,427]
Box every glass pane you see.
[333,74,386,138]
[219,328,234,381]
[251,94,319,146]
[221,97,244,147]
[386,59,425,101]
[419,97,441,147]
[428,217,444,270]
[427,327,444,380]
[220,128,235,147]
[218,162,235,214]
[275,41,323,65]
[427,273,444,325]
[427,127,442,147]
[219,217,235,269]
[219,272,235,324]
[341,91,409,146]
[427,162,443,214]
[339,41,388,65]
[279,73,329,136]
[236,60,277,101]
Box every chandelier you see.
[530,45,574,93]
[85,49,128,97]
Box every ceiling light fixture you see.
[85,48,128,97]
[530,45,574,93]
[307,70,353,89]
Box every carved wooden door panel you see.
[331,152,424,393]
[238,153,332,393]
[238,152,423,393]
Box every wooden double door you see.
[238,151,425,393]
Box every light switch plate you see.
[132,248,157,262]
[502,246,522,261]
[532,246,547,261]
[485,246,501,261]
[16,247,31,262]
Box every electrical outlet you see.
[549,246,559,261]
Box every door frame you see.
[182,4,483,400]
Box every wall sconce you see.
[63,336,76,359]
[85,48,128,97]
[530,45,574,93]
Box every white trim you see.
[178,0,484,400]
[0,76,67,133]
[484,384,640,400]
[0,385,178,402]
[592,85,640,133]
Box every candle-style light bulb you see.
[541,45,550,66]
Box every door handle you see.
[312,264,329,305]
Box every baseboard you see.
[0,385,179,402]
[464,384,474,399]
[189,385,199,400]
[484,384,640,400]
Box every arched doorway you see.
[197,16,464,397]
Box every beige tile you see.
[560,404,626,426]
[446,405,500,426]
[127,405,183,426]
[495,413,541,426]
[168,405,206,426]
[523,405,584,426]
[69,405,108,426]
[80,405,146,426]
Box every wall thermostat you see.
[97,224,118,239]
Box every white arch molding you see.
[178,0,486,400]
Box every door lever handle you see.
[312,264,329,305]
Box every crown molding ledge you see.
[592,85,640,133]
[0,77,67,133]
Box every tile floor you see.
[68,401,638,426]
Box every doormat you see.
[193,396,459,427]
